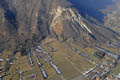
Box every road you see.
[65,58,81,73]
[60,75,66,80]
[72,75,86,80]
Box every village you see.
[66,42,120,80]
[0,43,62,80]
[0,41,120,80]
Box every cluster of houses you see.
[27,49,34,66]
[66,42,120,80]
[36,45,62,78]
[0,44,61,80]
[84,57,117,80]
[83,47,120,80]
[26,44,61,79]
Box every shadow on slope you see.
[0,0,17,29]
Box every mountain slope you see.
[104,0,120,34]
[0,0,119,50]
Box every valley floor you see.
[0,38,120,80]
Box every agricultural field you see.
[0,38,120,80]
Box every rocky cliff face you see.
[0,0,119,50]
